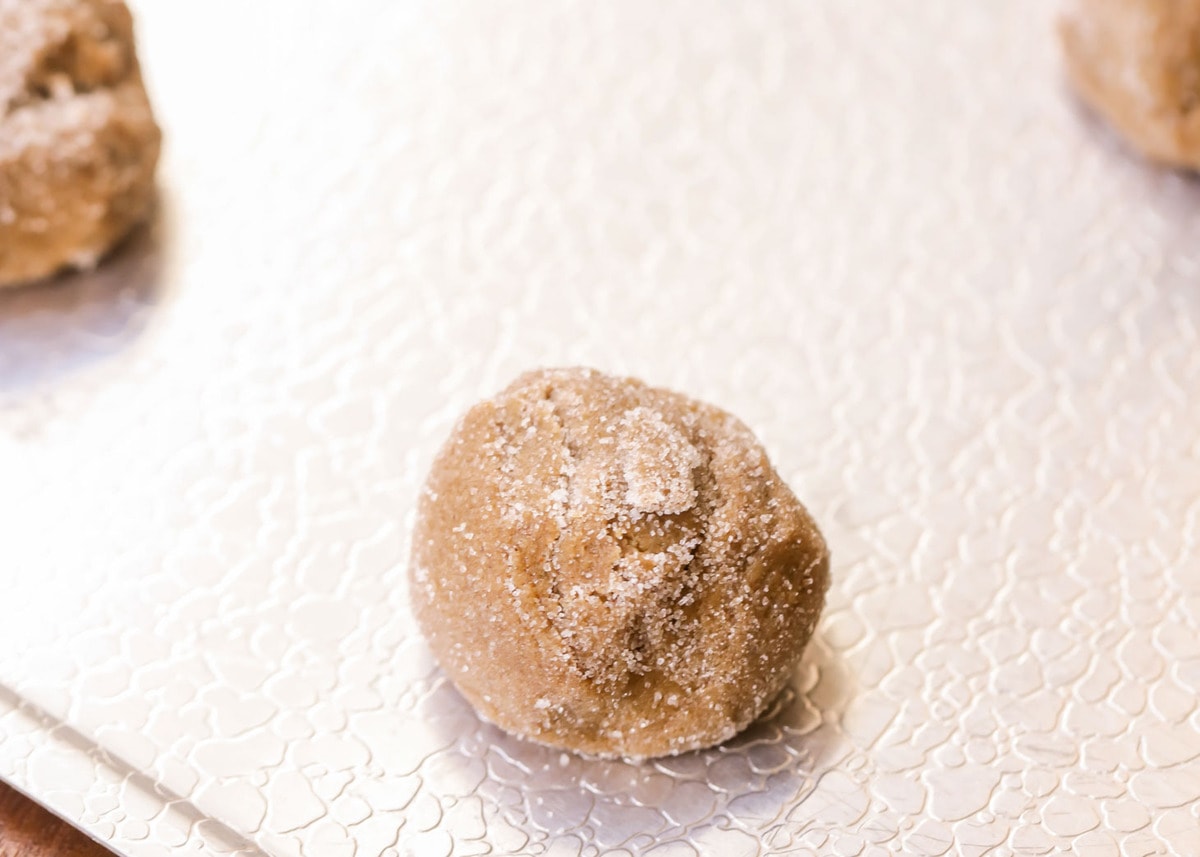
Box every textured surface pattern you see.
[2,1,1200,855]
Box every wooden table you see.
[0,783,111,857]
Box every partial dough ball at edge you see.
[1060,0,1200,170]
[0,0,161,289]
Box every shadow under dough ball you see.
[410,368,830,760]
[0,0,161,288]
[1061,0,1200,169]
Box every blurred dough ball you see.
[410,368,830,760]
[1061,0,1200,169]
[0,0,161,288]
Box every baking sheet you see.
[2,1,1200,855]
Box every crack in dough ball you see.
[410,368,830,759]
[1061,0,1200,169]
[0,0,161,288]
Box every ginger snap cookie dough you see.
[410,368,830,759]
[1061,0,1200,169]
[0,0,161,288]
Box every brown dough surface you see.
[410,368,830,759]
[0,0,160,288]
[1061,0,1200,169]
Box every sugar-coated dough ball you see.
[1061,0,1200,169]
[410,368,830,759]
[0,0,161,288]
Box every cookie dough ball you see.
[1061,0,1200,169]
[410,368,830,759]
[0,0,161,288]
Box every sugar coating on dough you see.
[410,368,830,759]
[1061,0,1200,169]
[0,0,160,287]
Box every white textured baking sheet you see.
[2,1,1199,855]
